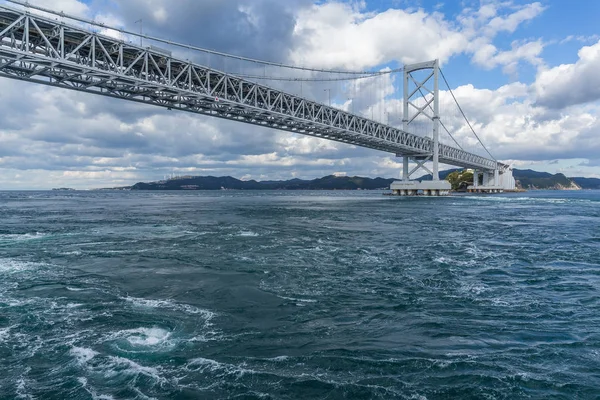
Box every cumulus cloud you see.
[459,2,546,73]
[24,0,90,17]
[290,1,546,71]
[290,3,467,68]
[436,81,600,162]
[483,2,545,36]
[535,40,600,109]
[471,39,544,75]
[111,0,311,63]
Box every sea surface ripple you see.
[0,190,599,399]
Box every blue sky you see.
[0,0,599,189]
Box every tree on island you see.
[446,170,474,191]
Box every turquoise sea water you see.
[0,190,599,399]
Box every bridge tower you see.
[391,60,451,196]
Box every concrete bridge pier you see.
[467,167,515,193]
[390,178,451,196]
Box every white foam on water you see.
[465,243,509,261]
[76,351,166,385]
[29,296,102,325]
[104,250,129,254]
[187,328,230,343]
[244,392,270,399]
[182,230,213,237]
[119,327,171,347]
[6,298,35,308]
[62,251,83,256]
[432,359,452,369]
[5,331,43,359]
[266,355,289,362]
[78,377,116,400]
[188,357,220,370]
[104,356,166,384]
[186,357,255,378]
[0,232,47,242]
[16,377,34,400]
[71,241,117,247]
[57,330,95,350]
[489,297,511,307]
[461,195,585,205]
[462,196,529,202]
[66,286,87,292]
[71,346,99,365]
[238,231,260,237]
[122,296,215,321]
[434,256,477,268]
[132,387,159,400]
[360,253,382,263]
[278,295,317,304]
[0,259,44,274]
[0,326,12,343]
[458,282,489,296]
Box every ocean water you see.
[0,189,599,399]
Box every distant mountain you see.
[513,169,554,179]
[512,169,580,190]
[123,168,598,191]
[570,177,600,189]
[130,175,395,191]
[258,178,308,185]
[131,176,262,190]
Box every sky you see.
[1,0,600,189]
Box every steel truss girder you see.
[0,6,503,171]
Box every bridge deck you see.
[0,6,504,171]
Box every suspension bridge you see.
[0,1,515,195]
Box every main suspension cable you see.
[440,68,495,160]
[414,86,464,150]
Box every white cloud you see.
[472,39,544,74]
[560,34,600,45]
[25,0,89,18]
[535,40,600,109]
[484,2,545,36]
[288,0,547,76]
[291,3,467,69]
[437,80,600,162]
[152,7,167,23]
